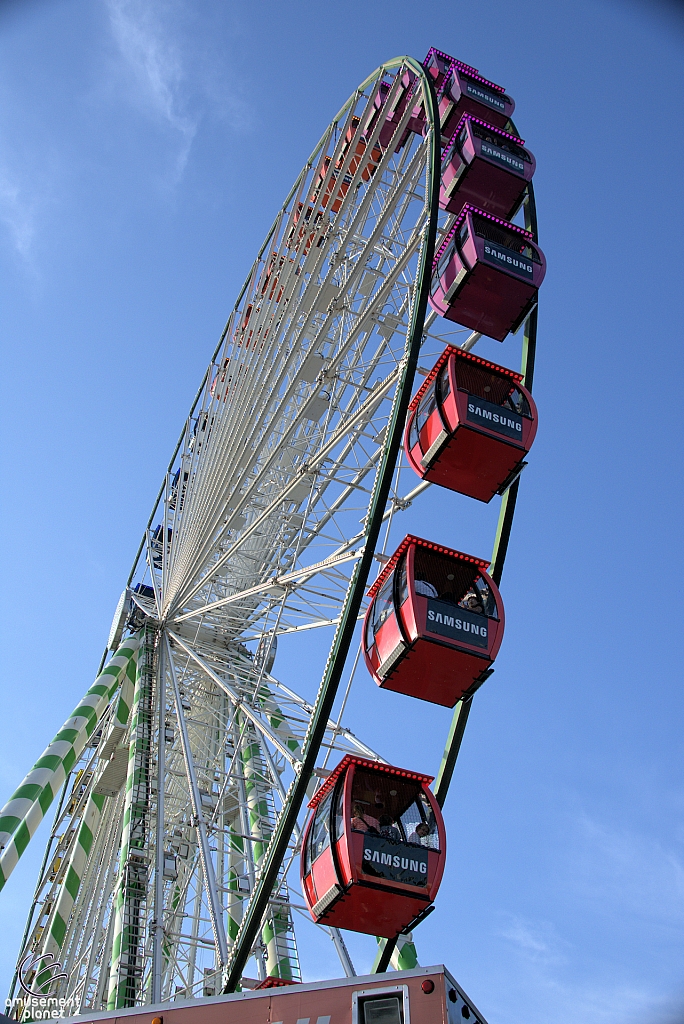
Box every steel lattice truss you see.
[9,55,507,1013]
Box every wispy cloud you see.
[494,910,683,1024]
[105,0,198,182]
[0,165,36,259]
[499,914,568,967]
[570,811,684,923]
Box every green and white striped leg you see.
[107,630,156,1009]
[0,636,140,892]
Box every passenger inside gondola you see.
[347,766,440,852]
[408,821,431,846]
[404,346,538,503]
[363,535,504,707]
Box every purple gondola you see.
[423,47,457,90]
[438,63,514,139]
[440,114,535,219]
[429,204,546,342]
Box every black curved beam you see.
[221,56,442,993]
[434,174,539,806]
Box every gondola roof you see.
[408,346,524,414]
[308,754,434,809]
[367,535,490,599]
[433,203,535,270]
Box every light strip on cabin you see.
[309,753,434,808]
[433,203,535,269]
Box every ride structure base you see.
[58,965,489,1024]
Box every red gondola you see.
[440,114,535,219]
[286,203,326,254]
[301,754,445,938]
[375,71,426,152]
[429,204,546,342]
[404,346,538,502]
[362,535,504,708]
[438,63,514,139]
[313,117,382,214]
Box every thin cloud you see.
[494,912,681,1024]
[499,914,568,967]
[0,167,34,258]
[105,0,198,181]
[570,812,684,923]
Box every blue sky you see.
[1,1,683,1022]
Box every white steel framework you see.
[5,51,538,1012]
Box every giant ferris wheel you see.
[0,48,542,1014]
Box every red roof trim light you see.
[408,346,523,414]
[367,534,490,599]
[308,753,434,809]
[433,204,535,269]
[424,47,505,97]
[407,349,451,413]
[443,114,525,165]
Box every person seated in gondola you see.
[407,822,431,846]
[378,814,402,842]
[351,803,379,833]
[459,587,485,614]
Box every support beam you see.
[168,631,302,769]
[151,639,166,1002]
[433,698,473,808]
[166,636,229,968]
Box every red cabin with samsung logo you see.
[440,114,535,219]
[404,346,538,503]
[438,63,514,138]
[301,755,445,938]
[429,205,545,341]
[362,536,504,708]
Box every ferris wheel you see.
[0,48,541,1014]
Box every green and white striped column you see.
[35,663,138,975]
[372,932,419,972]
[239,722,298,981]
[227,823,245,947]
[107,630,154,1009]
[37,792,108,970]
[0,635,140,893]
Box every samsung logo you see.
[465,81,506,111]
[468,403,522,432]
[363,849,427,872]
[427,609,488,638]
[481,142,524,174]
[483,242,534,275]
